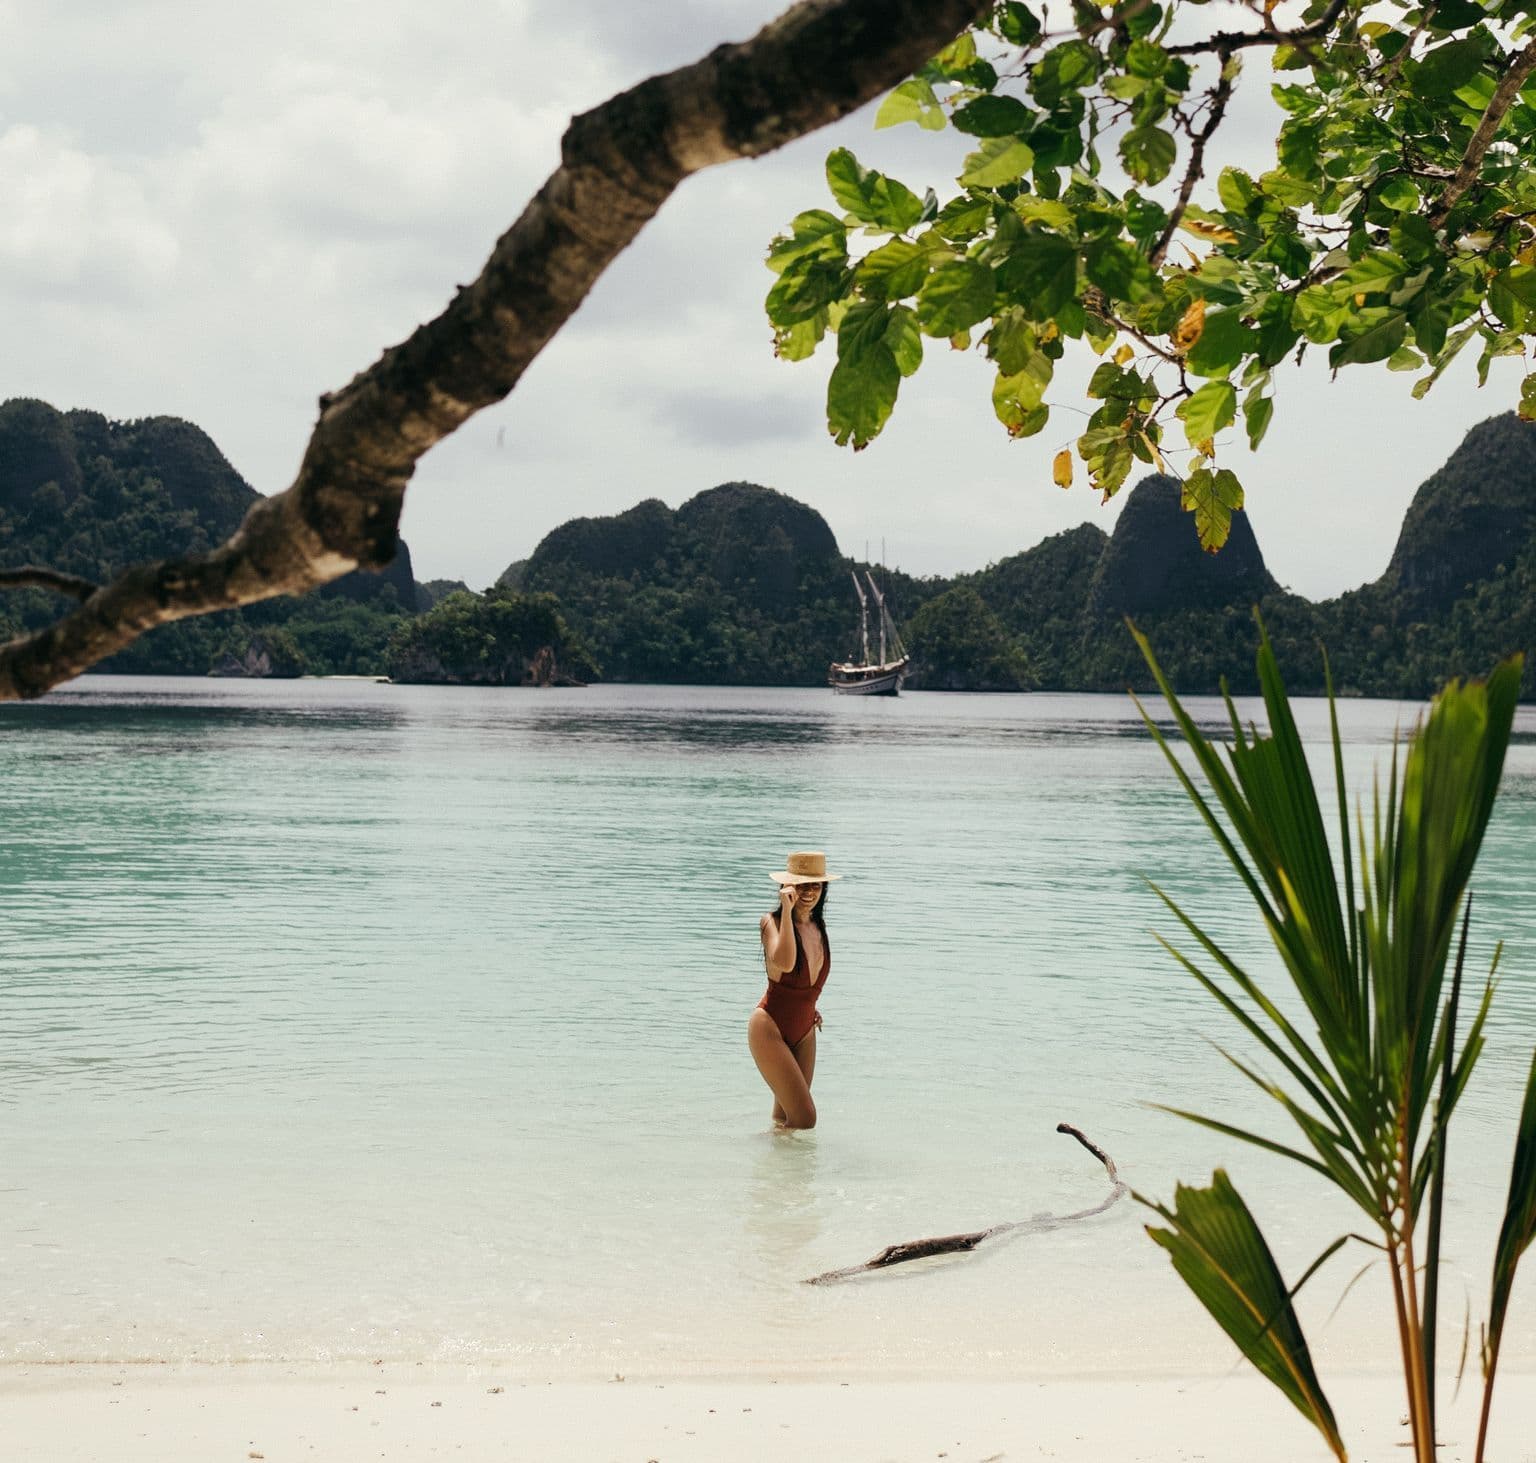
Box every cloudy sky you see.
[1,0,1523,600]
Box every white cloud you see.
[0,124,179,294]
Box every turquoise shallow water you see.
[1,677,1534,1378]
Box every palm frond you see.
[1143,1171,1347,1462]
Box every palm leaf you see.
[1143,1171,1347,1462]
[1476,1049,1536,1463]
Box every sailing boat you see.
[828,569,910,695]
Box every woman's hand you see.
[779,884,798,911]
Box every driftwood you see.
[804,1123,1127,1285]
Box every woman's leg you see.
[747,1009,816,1129]
[793,1026,816,1089]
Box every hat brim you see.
[770,871,842,884]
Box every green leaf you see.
[1410,37,1489,97]
[1487,1052,1536,1384]
[997,232,1078,316]
[1243,389,1274,450]
[1180,466,1244,551]
[773,312,828,362]
[1031,39,1100,107]
[1490,266,1536,331]
[1119,126,1178,185]
[1339,250,1407,294]
[1085,238,1156,303]
[885,305,923,377]
[932,195,992,242]
[995,1,1041,46]
[952,95,1033,137]
[1185,309,1253,378]
[1521,373,1536,423]
[993,357,1053,435]
[1177,381,1238,444]
[837,300,896,366]
[1078,422,1135,494]
[916,259,996,336]
[1143,1172,1346,1461]
[765,258,852,326]
[1330,310,1408,368]
[855,239,934,301]
[1218,167,1259,214]
[986,308,1037,375]
[1014,197,1075,233]
[960,135,1036,188]
[826,148,924,231]
[827,346,900,449]
[1376,176,1421,212]
[1126,39,1168,79]
[875,78,946,132]
[765,210,847,276]
[1103,73,1150,102]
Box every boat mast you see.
[865,571,887,665]
[850,571,870,665]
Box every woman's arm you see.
[760,886,799,978]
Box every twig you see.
[803,1123,1127,1284]
[1429,36,1536,227]
[1150,66,1236,270]
[0,566,99,601]
[1165,0,1348,58]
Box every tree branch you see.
[0,0,992,701]
[1150,67,1237,270]
[0,566,99,601]
[1165,0,1348,58]
[1428,35,1536,228]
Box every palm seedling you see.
[1132,624,1536,1463]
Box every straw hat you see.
[770,851,842,885]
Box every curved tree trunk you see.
[0,0,991,701]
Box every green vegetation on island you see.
[5,395,1536,696]
[387,588,598,686]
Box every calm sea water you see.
[2,677,1534,1379]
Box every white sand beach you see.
[5,1367,1535,1463]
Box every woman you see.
[748,850,839,1130]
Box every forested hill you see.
[0,398,421,675]
[503,414,1536,697]
[5,394,1536,695]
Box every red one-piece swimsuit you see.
[759,922,830,1048]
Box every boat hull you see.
[828,661,908,696]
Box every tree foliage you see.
[767,0,1536,550]
[386,587,599,686]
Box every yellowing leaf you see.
[1052,449,1074,489]
[1114,343,1135,366]
[950,329,972,351]
[1195,436,1216,458]
[1180,218,1239,245]
[1173,298,1207,353]
[1180,467,1245,551]
[1354,292,1367,307]
[1139,431,1167,472]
